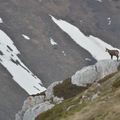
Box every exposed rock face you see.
[15,96,45,120]
[15,81,63,120]
[23,101,54,120]
[72,60,120,86]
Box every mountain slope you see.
[1,0,120,120]
[36,68,120,120]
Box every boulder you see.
[72,60,120,86]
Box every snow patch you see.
[107,17,111,25]
[0,17,3,23]
[62,51,66,56]
[50,37,58,46]
[50,15,120,61]
[22,34,30,40]
[0,30,46,95]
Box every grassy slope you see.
[36,71,120,120]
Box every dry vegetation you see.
[36,70,120,120]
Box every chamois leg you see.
[117,55,119,61]
[111,55,113,60]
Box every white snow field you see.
[0,30,46,95]
[50,15,120,61]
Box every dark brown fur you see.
[106,48,119,61]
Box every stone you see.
[72,60,120,86]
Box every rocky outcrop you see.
[72,60,120,86]
[22,101,54,120]
[35,67,120,120]
[16,60,120,120]
[15,81,64,120]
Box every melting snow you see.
[50,38,58,46]
[50,15,120,61]
[22,34,30,40]
[0,30,46,95]
[0,17,3,23]
[62,51,66,56]
[107,17,111,25]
